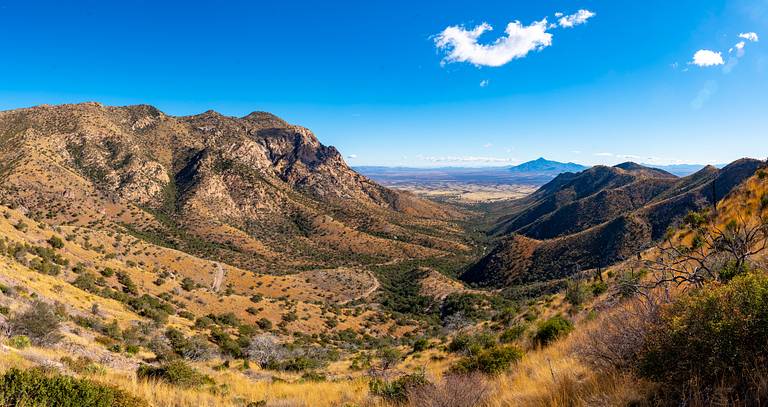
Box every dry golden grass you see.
[486,327,650,407]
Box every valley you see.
[0,103,766,407]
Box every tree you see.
[9,301,62,345]
[376,347,402,371]
[246,334,284,369]
[645,212,768,289]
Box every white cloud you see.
[691,49,724,67]
[739,32,759,42]
[594,152,614,157]
[557,9,596,28]
[554,12,564,17]
[735,41,746,50]
[571,150,582,154]
[347,154,358,159]
[434,20,552,67]
[482,142,493,148]
[479,79,489,87]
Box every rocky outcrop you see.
[0,103,464,273]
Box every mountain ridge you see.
[464,158,766,287]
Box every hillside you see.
[465,159,765,287]
[0,103,471,275]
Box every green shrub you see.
[639,273,768,401]
[447,332,495,355]
[180,277,196,291]
[256,318,272,330]
[6,335,31,349]
[683,211,707,228]
[412,338,429,352]
[565,280,591,306]
[761,193,768,210]
[47,236,64,249]
[0,367,146,406]
[441,293,489,322]
[376,347,402,370]
[369,371,430,403]
[136,360,213,388]
[591,281,608,296]
[533,315,573,347]
[450,345,523,375]
[499,324,526,343]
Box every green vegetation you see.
[639,272,768,402]
[450,345,523,375]
[369,371,430,403]
[533,315,573,347]
[136,360,213,388]
[0,368,146,407]
[6,335,31,349]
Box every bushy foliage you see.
[47,235,64,249]
[447,332,495,355]
[684,210,707,229]
[638,273,768,402]
[0,368,146,407]
[376,347,402,370]
[136,360,213,388]
[441,293,489,322]
[9,300,62,345]
[499,324,526,343]
[450,345,523,375]
[378,267,435,317]
[564,280,591,306]
[533,315,573,347]
[412,337,429,352]
[369,371,430,403]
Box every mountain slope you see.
[0,103,470,274]
[464,159,766,287]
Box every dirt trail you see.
[211,262,225,292]
[340,269,380,305]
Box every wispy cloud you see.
[347,154,358,159]
[556,9,596,28]
[434,9,594,67]
[739,32,759,42]
[417,155,513,163]
[482,142,493,148]
[692,50,724,67]
[479,79,490,87]
[594,152,614,157]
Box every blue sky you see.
[1,0,766,167]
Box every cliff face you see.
[0,103,466,273]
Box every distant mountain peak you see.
[509,158,587,174]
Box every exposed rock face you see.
[465,159,765,287]
[0,103,465,273]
